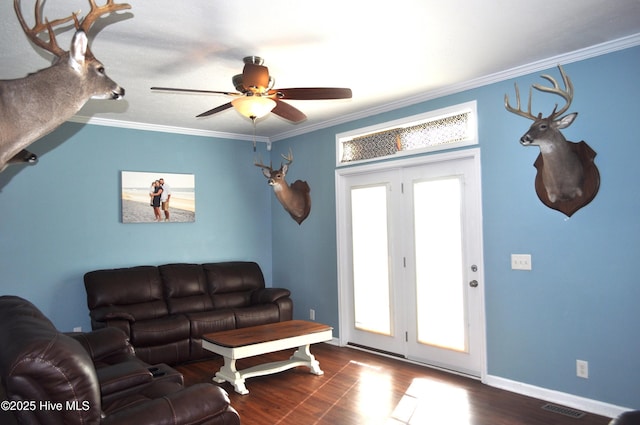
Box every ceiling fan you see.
[151,56,352,123]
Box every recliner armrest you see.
[251,287,291,304]
[68,327,134,362]
[97,360,153,396]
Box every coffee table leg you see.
[213,357,249,395]
[290,344,324,376]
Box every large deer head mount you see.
[255,149,311,225]
[504,65,600,217]
[0,0,131,172]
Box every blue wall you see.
[0,45,638,410]
[272,46,640,410]
[0,123,273,332]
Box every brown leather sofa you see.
[0,295,240,425]
[84,261,293,365]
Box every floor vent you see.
[541,403,586,419]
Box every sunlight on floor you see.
[387,378,471,424]
[349,359,471,425]
[354,361,395,422]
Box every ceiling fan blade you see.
[271,99,307,123]
[242,63,270,91]
[151,87,240,96]
[268,87,352,100]
[196,102,233,118]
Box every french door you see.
[336,149,485,377]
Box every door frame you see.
[335,147,487,379]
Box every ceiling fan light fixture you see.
[231,95,276,120]
[152,56,351,123]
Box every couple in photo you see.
[149,178,171,222]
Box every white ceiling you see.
[2,0,640,143]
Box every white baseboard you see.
[484,374,629,419]
[325,337,341,346]
[324,339,628,419]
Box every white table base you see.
[203,328,332,395]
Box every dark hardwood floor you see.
[177,343,611,425]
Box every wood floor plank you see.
[176,343,611,425]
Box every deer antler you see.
[78,0,131,33]
[532,65,574,119]
[505,65,574,121]
[13,0,77,57]
[254,156,274,172]
[280,148,294,167]
[13,0,130,59]
[76,0,131,59]
[504,83,537,121]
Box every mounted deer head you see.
[255,149,311,225]
[0,0,131,172]
[504,65,599,216]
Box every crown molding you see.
[272,33,640,141]
[67,115,271,143]
[72,33,640,144]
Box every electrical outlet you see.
[309,309,315,321]
[73,326,82,332]
[576,359,589,378]
[511,254,532,270]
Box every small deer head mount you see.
[0,0,131,172]
[255,149,311,225]
[504,65,600,217]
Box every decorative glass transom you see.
[337,102,477,165]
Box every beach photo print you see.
[121,171,195,223]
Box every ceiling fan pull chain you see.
[252,117,257,151]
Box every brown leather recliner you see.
[610,411,640,425]
[0,296,240,425]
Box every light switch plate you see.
[511,254,532,270]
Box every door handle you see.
[469,280,479,288]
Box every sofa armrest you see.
[68,327,134,362]
[91,306,136,323]
[103,384,239,425]
[251,287,291,304]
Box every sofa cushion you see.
[187,310,237,336]
[159,264,213,315]
[130,315,190,346]
[203,261,265,293]
[211,291,252,309]
[85,266,168,320]
[234,304,280,328]
[102,383,239,425]
[203,262,267,309]
[134,341,191,366]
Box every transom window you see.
[337,101,477,166]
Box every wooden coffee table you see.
[202,320,333,395]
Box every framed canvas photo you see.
[121,171,195,223]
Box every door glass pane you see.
[351,185,392,335]
[413,177,466,352]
